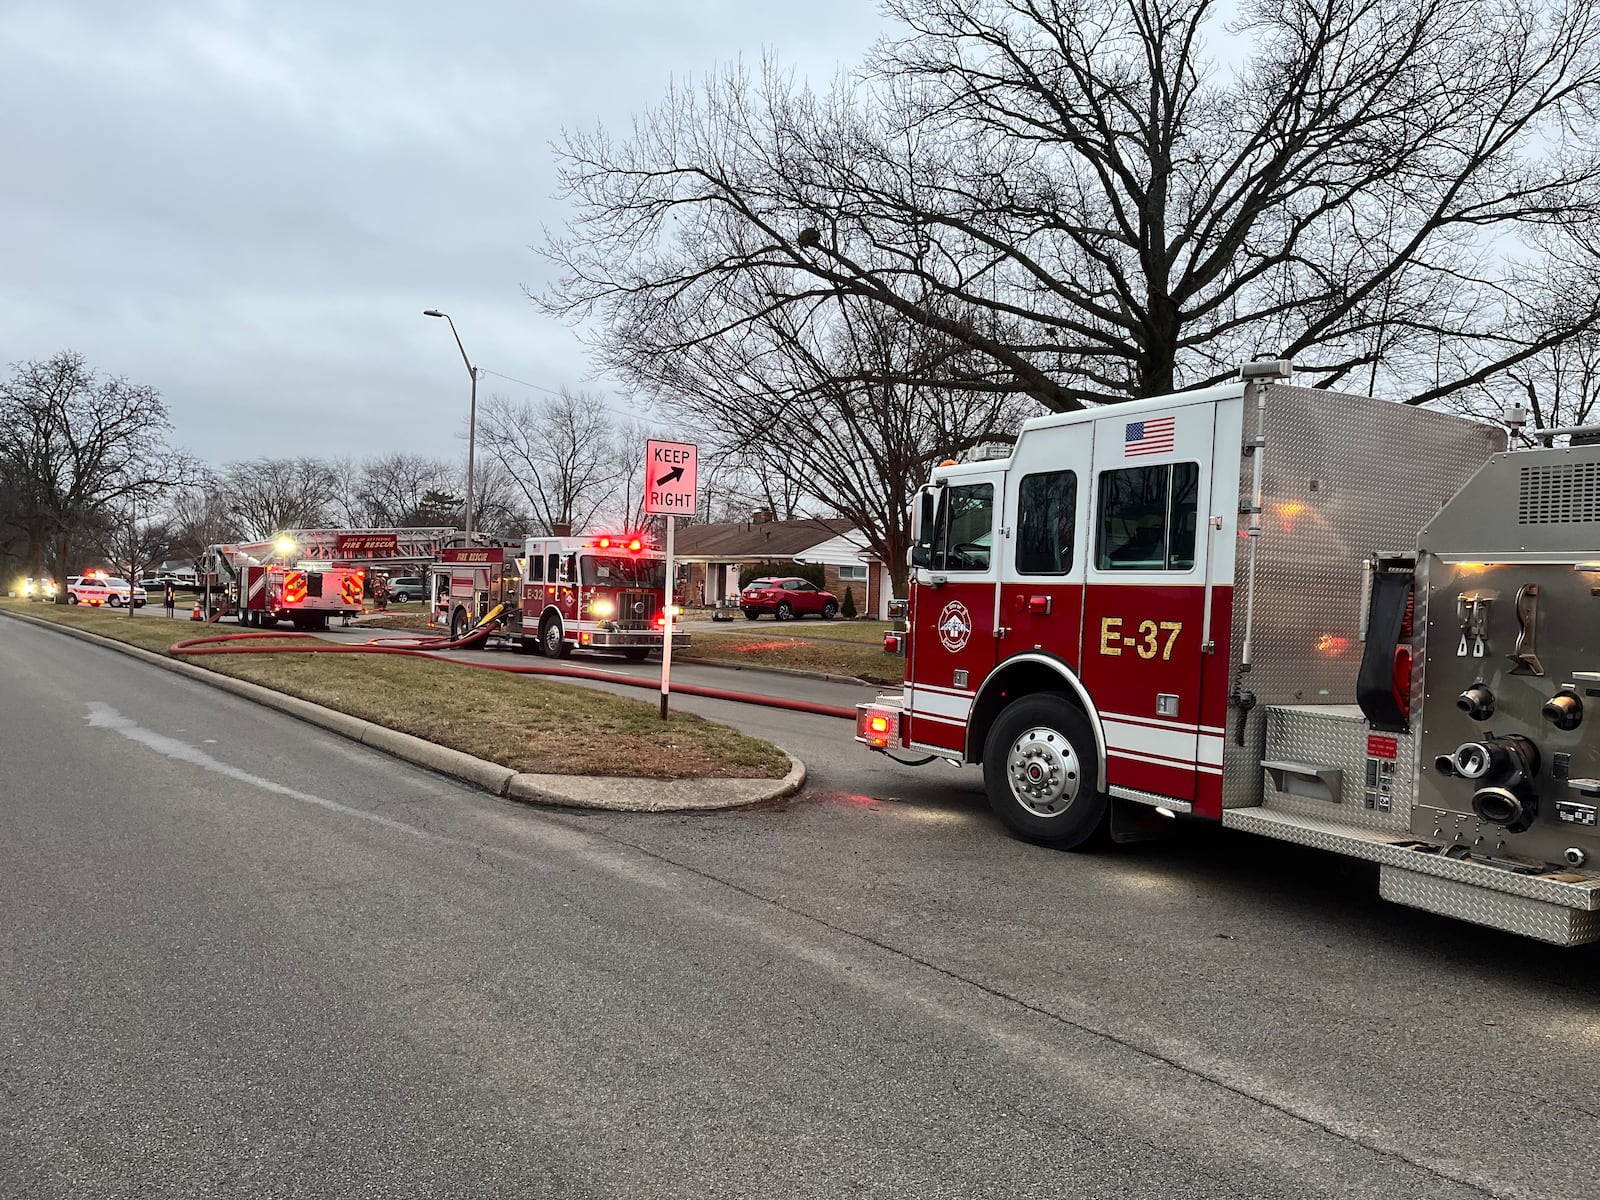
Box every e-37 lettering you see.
[1098,616,1182,660]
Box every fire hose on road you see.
[168,630,860,721]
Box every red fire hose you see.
[168,630,859,721]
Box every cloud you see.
[0,0,885,464]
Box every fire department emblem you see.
[937,601,972,652]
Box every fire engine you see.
[201,539,366,630]
[430,534,689,659]
[857,360,1600,945]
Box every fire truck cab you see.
[859,362,1600,944]
[430,534,689,660]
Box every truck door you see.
[907,469,1003,755]
[997,426,1093,668]
[1079,406,1215,804]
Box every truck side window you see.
[1016,470,1077,575]
[527,555,543,583]
[1095,462,1200,571]
[934,483,995,571]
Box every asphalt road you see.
[3,616,1598,1199]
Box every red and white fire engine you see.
[859,360,1600,945]
[202,539,366,630]
[430,534,689,659]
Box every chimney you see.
[751,509,774,524]
[551,522,572,538]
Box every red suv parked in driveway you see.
[740,577,839,621]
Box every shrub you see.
[841,586,857,618]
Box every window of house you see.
[933,483,995,571]
[838,563,868,582]
[1015,470,1077,575]
[1094,462,1201,571]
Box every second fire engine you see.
[430,534,688,659]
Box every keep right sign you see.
[644,439,698,515]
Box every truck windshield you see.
[580,554,665,589]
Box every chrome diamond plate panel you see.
[1379,867,1600,945]
[1221,806,1600,907]
[1260,704,1413,832]
[1220,386,1502,807]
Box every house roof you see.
[673,517,856,561]
[792,530,882,566]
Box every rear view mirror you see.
[910,545,931,568]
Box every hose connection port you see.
[1455,735,1541,832]
[1542,687,1584,732]
[1456,683,1496,722]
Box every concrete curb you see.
[0,609,804,814]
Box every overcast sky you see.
[0,0,887,465]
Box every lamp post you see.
[423,309,480,544]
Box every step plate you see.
[1379,867,1600,945]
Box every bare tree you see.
[216,457,340,540]
[478,389,621,534]
[95,506,177,615]
[352,453,460,527]
[0,351,195,598]
[1453,334,1600,440]
[166,481,238,561]
[638,293,1033,591]
[545,1,1600,412]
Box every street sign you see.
[644,439,698,515]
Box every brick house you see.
[673,514,893,619]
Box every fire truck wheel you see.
[540,616,572,658]
[450,610,469,644]
[622,647,650,662]
[982,694,1107,847]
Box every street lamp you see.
[423,308,480,544]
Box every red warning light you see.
[596,536,612,549]
[628,539,643,553]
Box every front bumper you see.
[579,629,692,650]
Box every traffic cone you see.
[190,599,202,621]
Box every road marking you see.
[83,702,443,844]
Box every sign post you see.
[644,439,699,719]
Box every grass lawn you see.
[359,611,434,631]
[685,615,895,645]
[680,629,905,686]
[3,601,788,780]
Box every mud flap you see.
[1108,796,1172,844]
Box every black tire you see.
[621,647,649,662]
[775,601,793,621]
[820,601,838,620]
[450,610,469,644]
[982,693,1107,848]
[392,591,410,604]
[540,616,571,658]
[107,595,122,608]
[743,608,760,620]
[68,595,79,605]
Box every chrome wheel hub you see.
[1005,726,1081,818]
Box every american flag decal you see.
[1124,416,1176,457]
